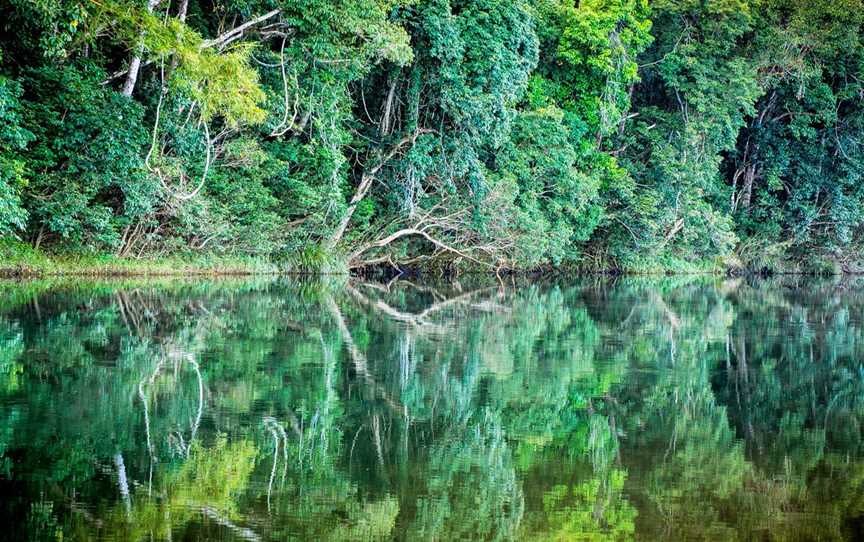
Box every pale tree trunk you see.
[167,0,189,75]
[326,129,433,249]
[327,172,375,249]
[731,141,760,213]
[379,79,397,136]
[122,0,163,97]
[176,0,188,21]
[741,163,757,210]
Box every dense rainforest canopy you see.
[0,0,862,272]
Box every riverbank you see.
[0,240,287,277]
[0,239,854,278]
[0,241,719,277]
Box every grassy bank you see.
[2,239,854,278]
[0,240,350,277]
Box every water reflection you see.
[1,277,863,540]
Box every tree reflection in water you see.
[1,276,864,540]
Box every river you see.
[1,276,862,540]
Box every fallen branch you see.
[327,128,435,248]
[349,228,492,269]
[346,285,446,333]
[199,506,261,542]
[324,296,403,413]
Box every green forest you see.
[0,0,862,273]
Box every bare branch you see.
[104,9,282,87]
[327,128,435,247]
[349,228,492,269]
[200,9,281,50]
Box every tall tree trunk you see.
[327,173,375,249]
[741,163,757,210]
[122,0,162,97]
[167,0,189,75]
[176,0,188,21]
[326,129,433,249]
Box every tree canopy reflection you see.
[1,277,864,540]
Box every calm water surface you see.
[1,277,863,541]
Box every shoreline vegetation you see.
[0,239,282,277]
[1,239,857,278]
[1,1,862,275]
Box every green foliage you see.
[0,0,862,271]
[600,0,761,266]
[15,64,152,250]
[0,77,32,235]
[729,0,864,269]
[109,3,268,127]
[495,107,603,265]
[2,0,89,60]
